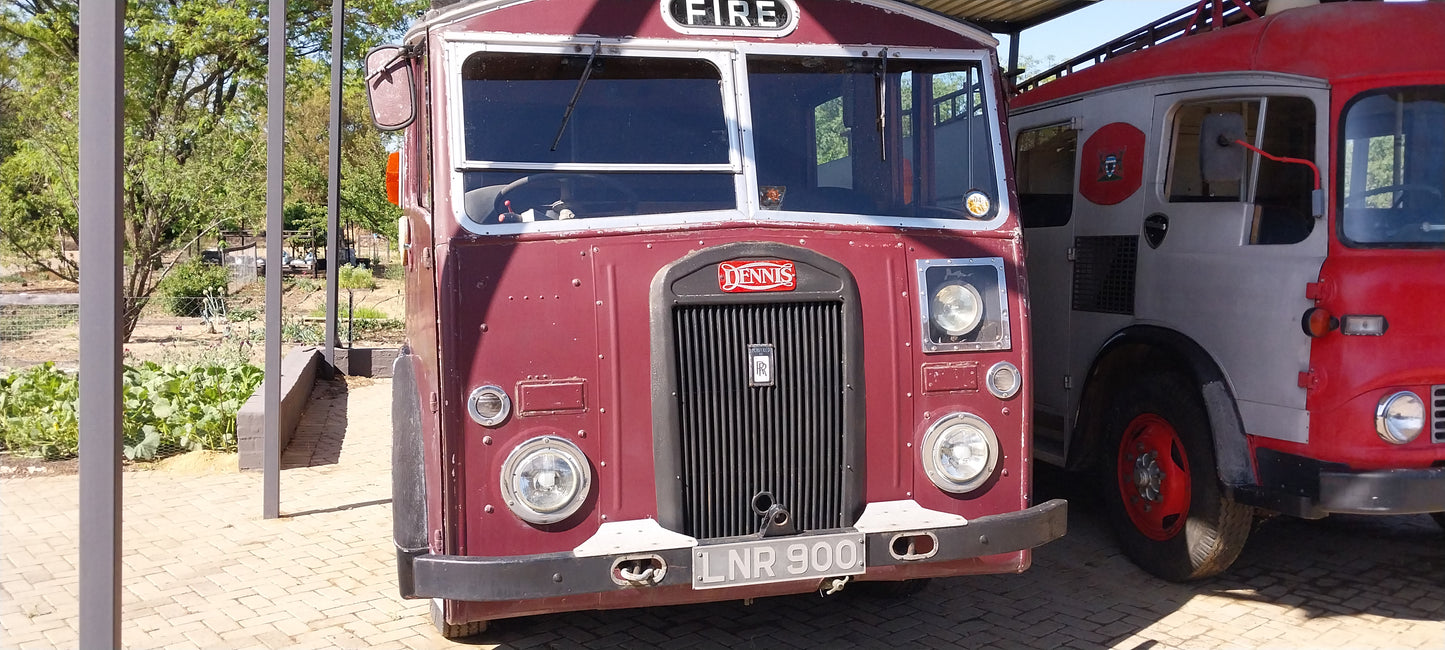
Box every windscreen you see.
[458,52,735,223]
[1340,86,1445,247]
[747,55,1001,221]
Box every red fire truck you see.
[366,0,1066,635]
[1009,0,1444,582]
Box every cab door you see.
[1136,84,1329,448]
[1015,119,1080,464]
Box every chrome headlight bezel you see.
[467,385,512,427]
[916,258,1011,353]
[499,436,592,524]
[920,412,1000,494]
[986,361,1022,399]
[1375,391,1425,445]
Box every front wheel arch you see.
[1069,326,1253,489]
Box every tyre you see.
[430,599,487,639]
[1099,372,1252,582]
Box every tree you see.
[0,0,421,339]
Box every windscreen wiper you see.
[551,42,602,152]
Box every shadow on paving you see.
[436,463,1442,649]
[281,376,352,470]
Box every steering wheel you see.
[493,174,638,222]
[1357,183,1444,209]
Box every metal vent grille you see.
[1433,385,1444,443]
[673,302,846,540]
[1072,235,1138,315]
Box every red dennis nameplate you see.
[718,260,796,293]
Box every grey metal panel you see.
[1138,84,1331,443]
[1013,75,1332,452]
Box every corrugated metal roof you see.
[907,0,1100,33]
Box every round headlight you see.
[468,385,511,427]
[921,413,999,494]
[1375,391,1425,445]
[986,361,1021,400]
[500,436,591,524]
[931,282,984,336]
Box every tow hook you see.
[611,554,667,587]
[820,575,851,596]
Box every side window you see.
[1249,96,1315,245]
[1168,100,1259,202]
[814,96,852,189]
[1016,123,1077,228]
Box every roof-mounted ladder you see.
[1014,0,1267,95]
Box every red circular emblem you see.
[1079,122,1146,206]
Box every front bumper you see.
[1236,448,1445,518]
[399,498,1066,603]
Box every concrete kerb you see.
[237,347,321,470]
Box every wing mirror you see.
[1200,111,1323,217]
[365,45,417,132]
[1199,112,1247,184]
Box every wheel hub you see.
[1132,449,1163,503]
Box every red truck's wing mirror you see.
[365,45,417,132]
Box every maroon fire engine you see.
[367,0,1065,635]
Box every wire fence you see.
[1,270,404,466]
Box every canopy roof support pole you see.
[78,1,126,645]
[325,0,344,368]
[264,0,287,520]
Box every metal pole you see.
[324,0,344,369]
[1008,31,1020,81]
[78,0,126,646]
[264,0,287,520]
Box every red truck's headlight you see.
[501,436,592,524]
[921,413,999,494]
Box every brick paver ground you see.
[2,377,1442,649]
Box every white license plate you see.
[692,532,866,589]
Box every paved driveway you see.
[2,377,1441,649]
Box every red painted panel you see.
[1078,122,1145,207]
[921,362,979,394]
[434,223,1032,557]
[1270,248,1445,470]
[1014,3,1445,110]
[437,0,988,50]
[517,379,587,415]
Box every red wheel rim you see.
[1116,413,1191,541]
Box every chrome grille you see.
[1433,385,1444,443]
[673,302,846,539]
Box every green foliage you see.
[0,364,80,460]
[284,202,328,248]
[120,361,264,460]
[337,264,376,290]
[308,304,388,320]
[0,361,263,461]
[378,263,404,281]
[157,259,230,317]
[287,277,322,293]
[0,0,425,340]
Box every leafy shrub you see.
[338,264,377,290]
[308,304,388,320]
[287,277,321,293]
[0,363,80,460]
[379,264,404,280]
[0,361,263,461]
[157,259,229,317]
